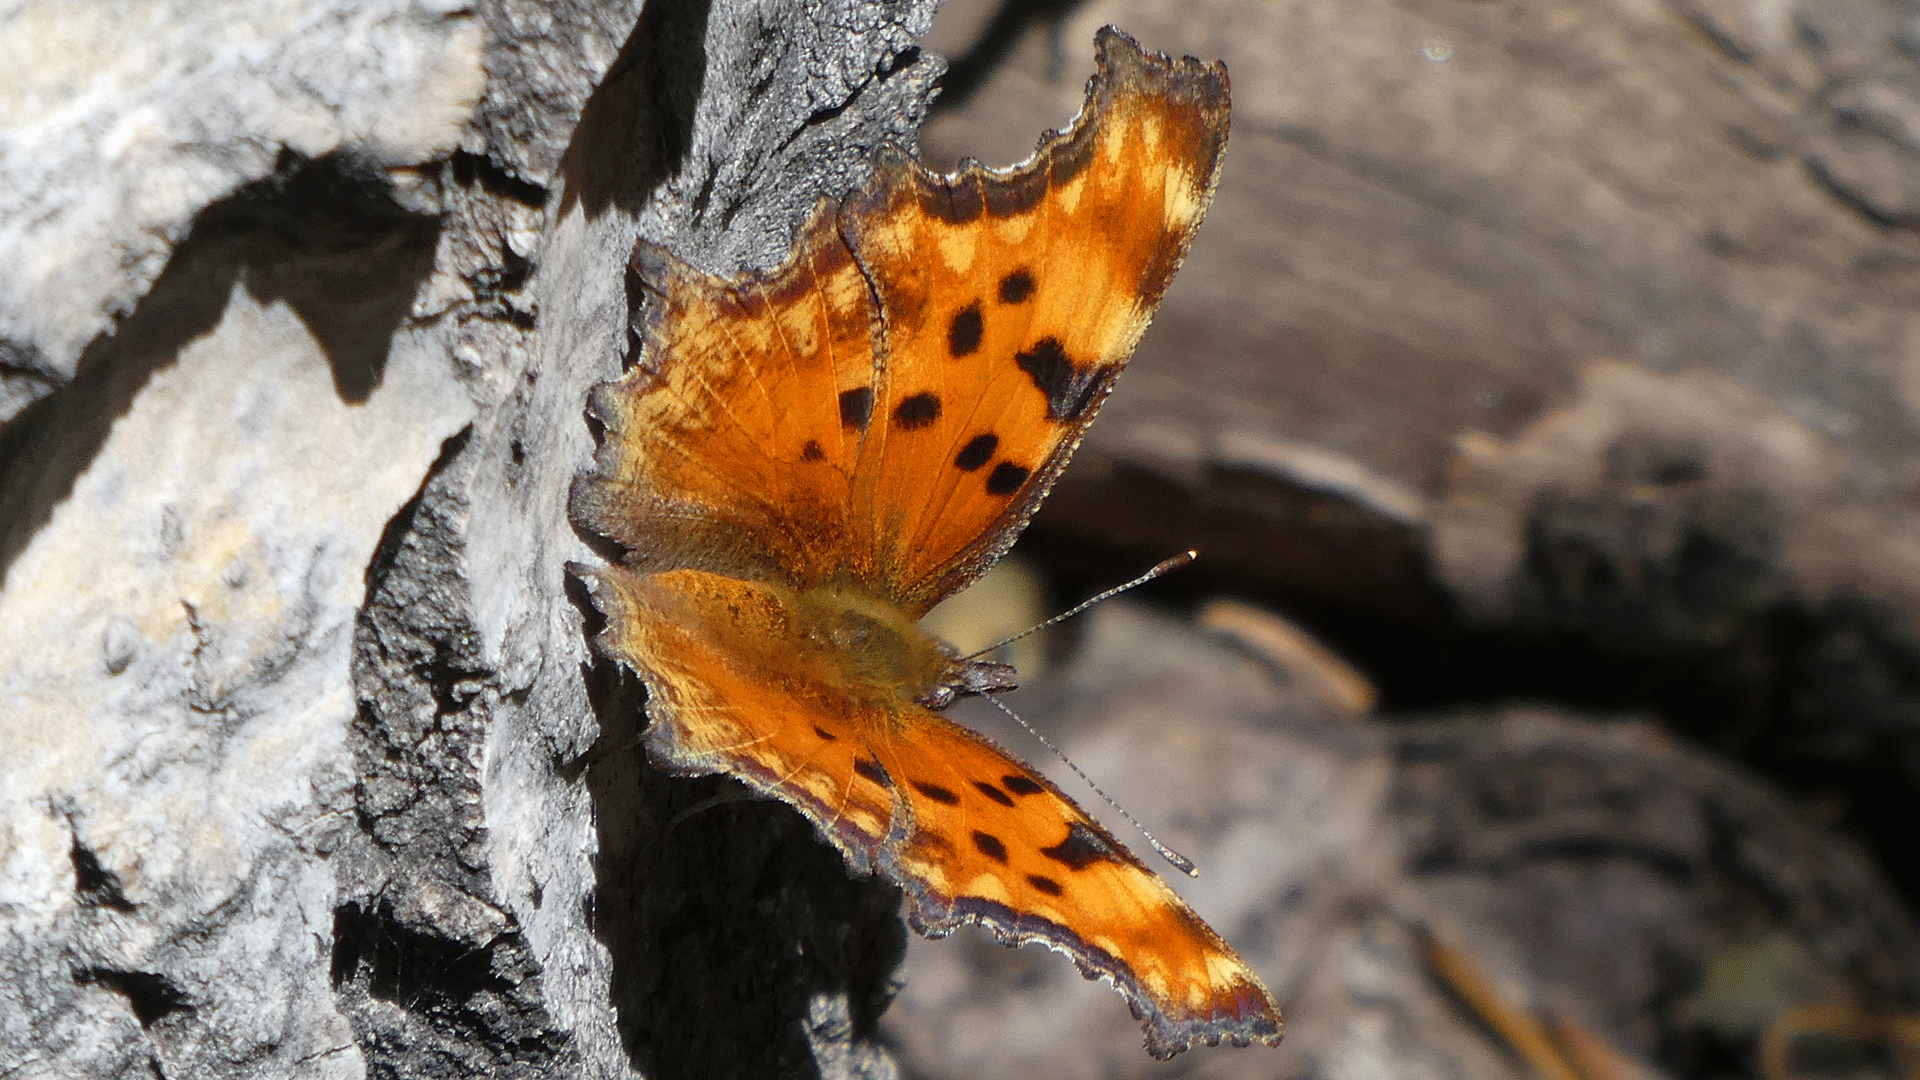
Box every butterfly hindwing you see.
[873,712,1282,1057]
[584,565,901,869]
[584,562,1282,1057]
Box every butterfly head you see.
[916,652,1018,710]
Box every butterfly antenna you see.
[963,550,1197,662]
[981,692,1200,878]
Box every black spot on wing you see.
[1014,338,1072,407]
[955,433,998,471]
[854,757,891,787]
[998,269,1035,304]
[839,387,873,430]
[1041,821,1117,871]
[1001,775,1044,797]
[801,440,825,462]
[971,831,1009,863]
[911,780,961,805]
[1026,873,1064,896]
[813,725,839,741]
[973,780,1016,807]
[894,392,940,430]
[1014,337,1098,421]
[948,303,983,358]
[986,462,1030,496]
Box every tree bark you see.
[1,1,939,1076]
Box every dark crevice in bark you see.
[73,968,192,1028]
[559,0,717,222]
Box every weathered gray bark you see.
[1,1,938,1076]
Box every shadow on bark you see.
[0,150,440,579]
[580,626,907,1080]
[560,0,716,223]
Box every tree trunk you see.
[1,1,939,1076]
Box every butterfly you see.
[570,26,1281,1058]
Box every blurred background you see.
[903,1,1920,1077]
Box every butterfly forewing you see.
[573,205,876,585]
[842,29,1230,615]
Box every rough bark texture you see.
[6,0,1920,1078]
[1,1,937,1076]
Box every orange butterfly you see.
[571,27,1280,1058]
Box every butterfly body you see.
[573,27,1281,1058]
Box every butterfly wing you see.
[870,710,1283,1058]
[571,203,879,586]
[574,28,1228,609]
[842,27,1230,614]
[582,565,899,867]
[583,563,1283,1057]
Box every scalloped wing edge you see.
[881,729,1282,1059]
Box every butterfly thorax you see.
[769,582,1017,712]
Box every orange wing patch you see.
[572,25,1275,1059]
[583,566,905,869]
[874,718,1280,1058]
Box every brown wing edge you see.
[568,197,862,582]
[840,26,1231,612]
[877,722,1282,1059]
[909,892,1283,1059]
